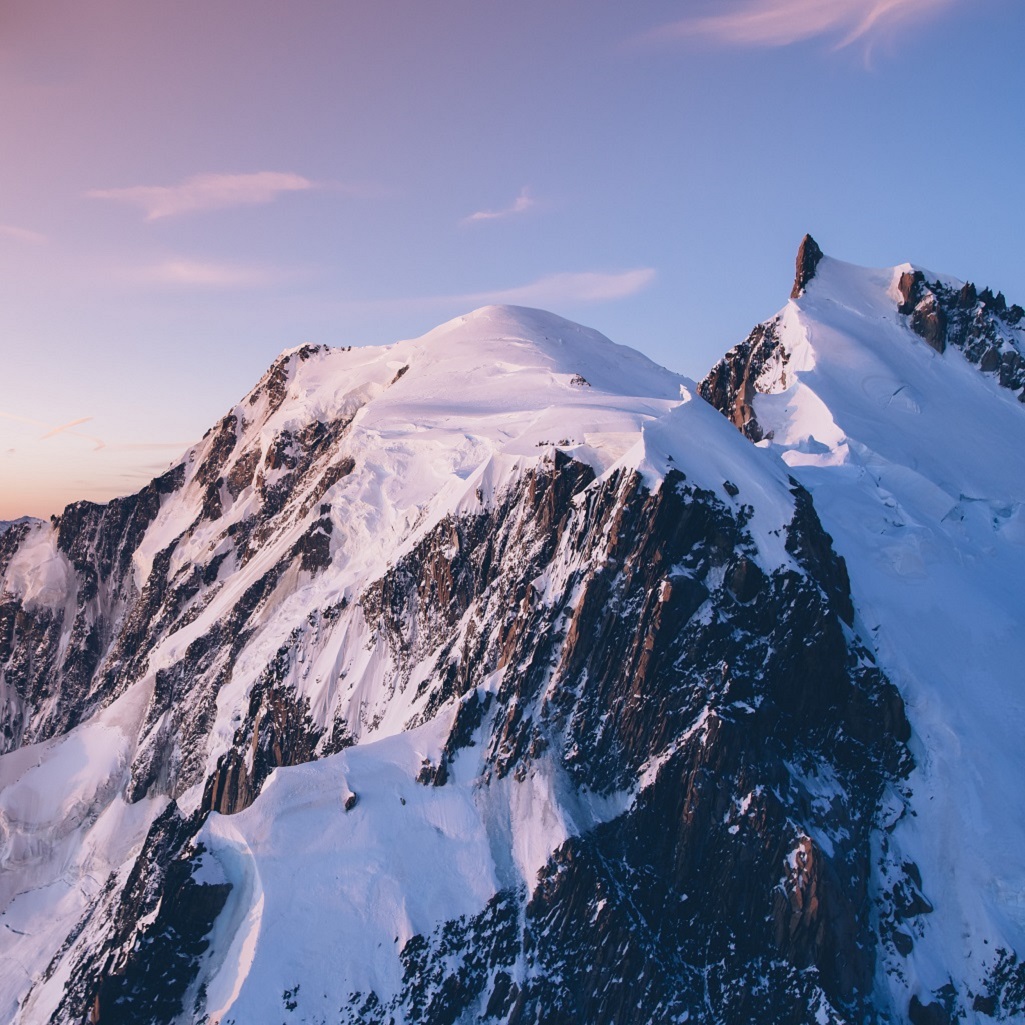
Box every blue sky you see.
[1,0,1022,517]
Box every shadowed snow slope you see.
[703,245,1025,1023]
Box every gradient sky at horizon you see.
[1,0,1022,518]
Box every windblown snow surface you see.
[0,306,805,1023]
[740,256,1025,1017]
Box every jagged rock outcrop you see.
[791,233,824,299]
[699,318,786,442]
[895,270,1025,396]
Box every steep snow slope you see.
[0,305,907,1024]
[703,243,1025,1021]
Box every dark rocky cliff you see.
[895,270,1025,397]
[698,318,785,443]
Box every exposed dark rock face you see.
[0,520,63,750]
[909,988,957,1025]
[912,295,948,353]
[245,344,324,417]
[792,233,824,298]
[959,949,1025,1021]
[785,482,855,626]
[0,397,354,766]
[292,515,333,572]
[896,269,925,315]
[0,465,185,751]
[895,272,1025,395]
[699,318,786,441]
[202,650,324,815]
[45,803,218,1025]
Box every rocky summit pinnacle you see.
[790,233,824,298]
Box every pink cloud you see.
[463,187,535,225]
[137,258,279,288]
[87,171,316,220]
[39,416,94,440]
[0,411,105,450]
[637,0,958,50]
[335,268,655,315]
[368,269,656,310]
[0,224,47,244]
[459,268,656,305]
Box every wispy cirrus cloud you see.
[462,187,535,225]
[87,171,316,220]
[330,268,654,317]
[137,258,279,288]
[636,0,957,51]
[454,267,655,306]
[39,416,94,440]
[358,269,653,313]
[0,224,47,244]
[0,411,105,450]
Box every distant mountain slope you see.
[0,305,907,1024]
[702,237,1025,1023]
[0,517,38,536]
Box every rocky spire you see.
[791,233,824,299]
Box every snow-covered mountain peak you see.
[138,306,701,602]
[790,247,951,323]
[207,303,689,482]
[704,242,1025,486]
[244,303,681,419]
[702,244,1025,1022]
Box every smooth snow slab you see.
[199,721,496,1018]
[751,256,1025,1011]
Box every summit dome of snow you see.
[247,303,686,458]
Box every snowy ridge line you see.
[701,238,1025,1023]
